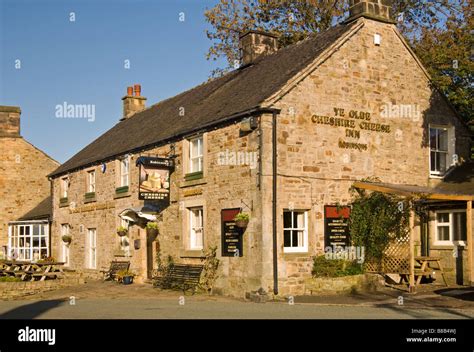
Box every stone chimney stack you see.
[121,84,147,121]
[346,0,395,23]
[239,30,278,67]
[0,106,21,138]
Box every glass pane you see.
[437,152,447,172]
[191,158,200,173]
[292,231,299,247]
[33,225,39,236]
[191,139,198,158]
[41,238,47,247]
[20,227,24,236]
[295,212,304,228]
[437,226,450,241]
[437,213,449,223]
[283,211,292,229]
[297,230,303,247]
[438,129,448,151]
[284,230,292,247]
[430,151,436,172]
[33,237,39,247]
[25,226,30,235]
[429,128,437,150]
[453,212,467,241]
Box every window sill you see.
[283,249,309,256]
[59,198,69,208]
[114,186,131,199]
[179,249,205,258]
[184,171,203,182]
[84,192,96,203]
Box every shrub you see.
[0,276,22,282]
[234,212,249,221]
[312,255,363,278]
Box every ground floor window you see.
[86,228,97,269]
[189,207,204,250]
[283,210,308,253]
[8,222,49,261]
[435,210,466,245]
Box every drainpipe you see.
[272,110,278,295]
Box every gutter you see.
[272,109,280,295]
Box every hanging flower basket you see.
[61,235,72,244]
[146,222,159,240]
[234,212,250,229]
[117,226,128,237]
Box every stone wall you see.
[0,121,59,248]
[262,18,471,295]
[304,273,385,295]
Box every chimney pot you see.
[134,84,141,97]
[127,86,133,96]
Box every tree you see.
[205,0,472,123]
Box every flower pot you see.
[235,219,249,228]
[146,227,159,240]
[122,276,134,285]
[117,230,128,237]
[61,236,72,244]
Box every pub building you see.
[47,0,473,296]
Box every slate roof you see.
[17,196,52,221]
[49,22,357,177]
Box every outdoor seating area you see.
[101,260,130,281]
[153,264,204,294]
[0,260,65,282]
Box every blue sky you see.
[0,0,225,163]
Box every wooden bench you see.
[101,261,130,281]
[154,264,204,294]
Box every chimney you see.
[121,84,147,121]
[0,106,21,138]
[239,30,278,67]
[346,0,395,24]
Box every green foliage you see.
[116,269,135,279]
[312,255,363,278]
[234,212,250,221]
[349,182,410,262]
[146,222,159,230]
[200,246,220,293]
[0,276,22,282]
[61,235,72,243]
[38,256,56,263]
[117,226,128,232]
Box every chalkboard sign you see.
[324,205,351,247]
[221,209,243,257]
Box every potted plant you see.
[117,226,128,237]
[61,235,72,244]
[234,212,250,228]
[117,269,135,285]
[146,222,159,240]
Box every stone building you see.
[48,0,472,296]
[0,106,59,260]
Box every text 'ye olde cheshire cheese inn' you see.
[40,0,473,296]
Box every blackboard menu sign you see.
[221,209,243,257]
[324,205,351,247]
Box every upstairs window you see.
[430,127,448,175]
[61,177,69,198]
[120,157,130,187]
[87,170,96,193]
[189,136,203,174]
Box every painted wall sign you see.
[136,157,174,204]
[221,209,243,257]
[324,205,351,248]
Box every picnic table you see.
[0,260,65,281]
[399,256,448,287]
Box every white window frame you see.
[189,136,203,174]
[434,209,467,246]
[7,222,49,261]
[87,170,96,193]
[86,228,97,269]
[429,125,455,177]
[283,210,308,253]
[120,157,130,187]
[189,207,204,250]
[61,177,69,198]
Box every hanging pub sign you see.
[136,156,174,204]
[221,209,243,257]
[324,205,351,248]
